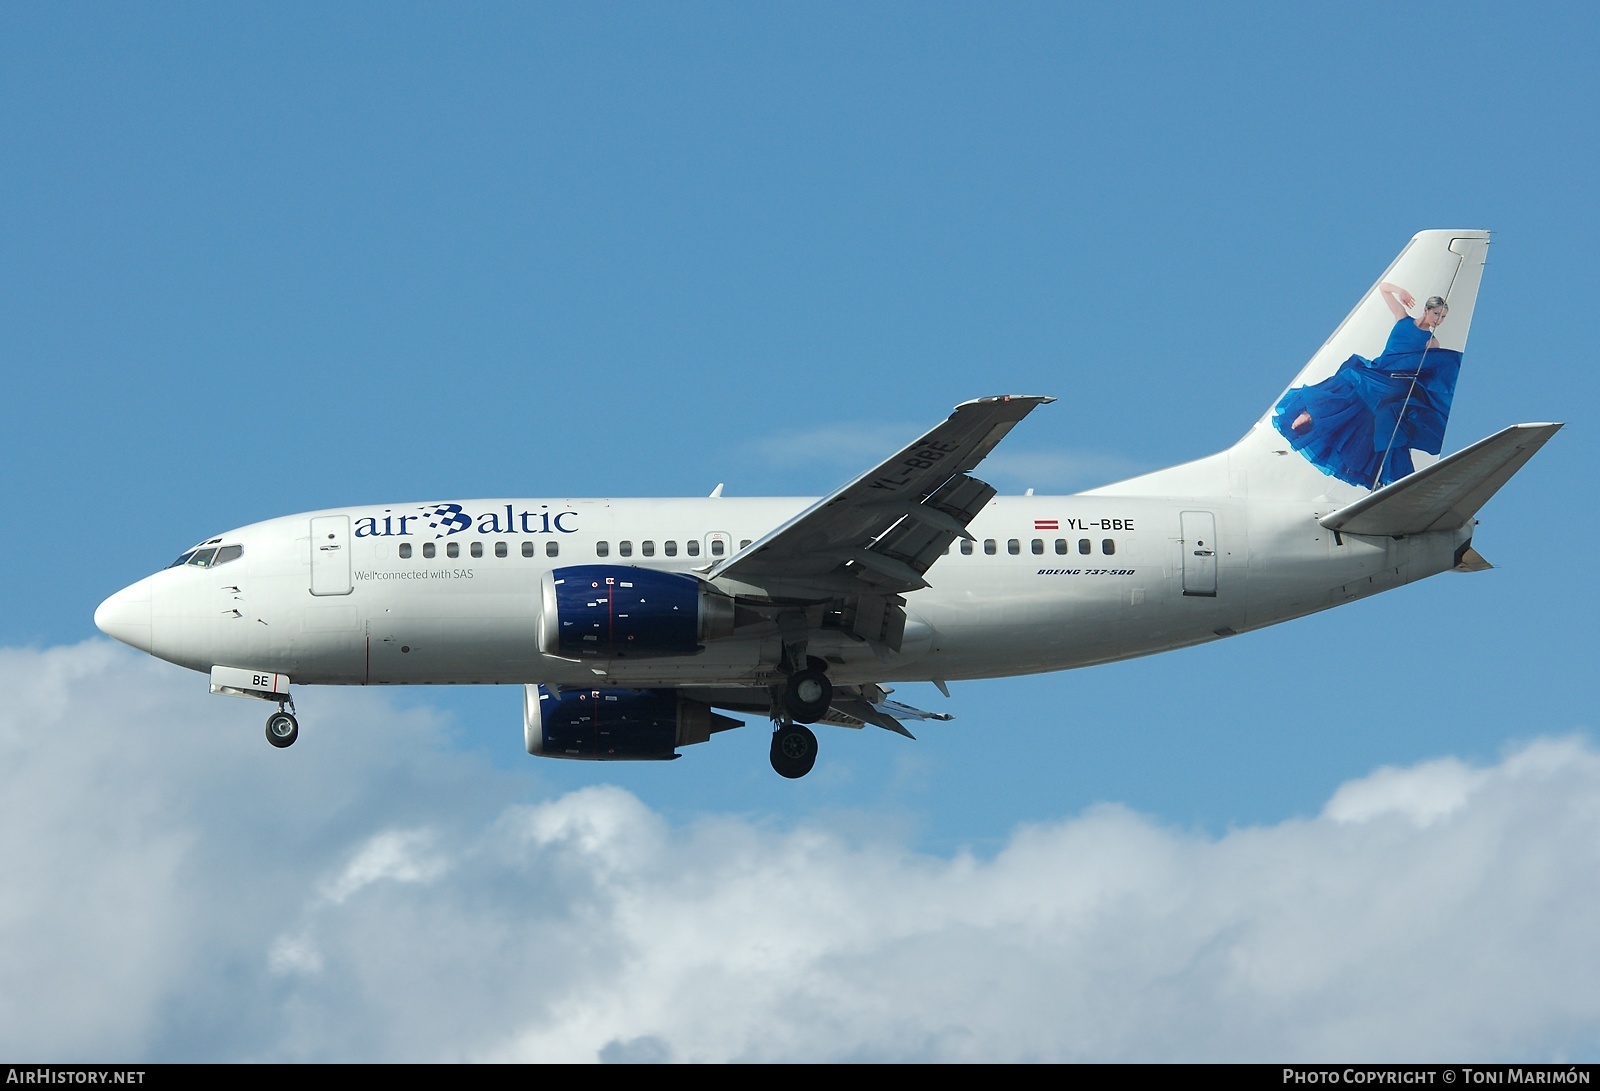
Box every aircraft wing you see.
[707,395,1053,600]
[1321,422,1562,536]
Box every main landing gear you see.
[782,657,833,724]
[769,655,830,778]
[770,722,818,779]
[265,701,299,749]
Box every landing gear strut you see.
[770,647,828,777]
[770,722,818,779]
[265,702,299,749]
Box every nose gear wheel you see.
[265,710,299,748]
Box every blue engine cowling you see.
[538,565,735,659]
[523,685,742,760]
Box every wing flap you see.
[1321,422,1561,536]
[821,693,954,738]
[710,395,1052,598]
[859,472,998,587]
[680,684,954,739]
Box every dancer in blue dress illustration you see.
[1273,282,1463,489]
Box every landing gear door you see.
[310,515,353,596]
[1180,510,1218,598]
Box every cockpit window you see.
[171,544,243,569]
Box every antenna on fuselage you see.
[709,483,725,498]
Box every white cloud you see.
[267,934,323,978]
[742,421,924,473]
[2,643,1598,1061]
[742,421,1144,493]
[322,830,449,905]
[981,448,1147,491]
[1323,756,1491,828]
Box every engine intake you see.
[539,565,735,659]
[524,685,741,760]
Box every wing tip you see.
[956,394,1057,410]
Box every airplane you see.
[94,230,1559,778]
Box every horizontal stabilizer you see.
[1321,423,1562,536]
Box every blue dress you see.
[1273,315,1463,489]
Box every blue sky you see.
[2,2,1597,1061]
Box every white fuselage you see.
[100,493,1468,691]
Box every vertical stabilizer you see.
[1091,231,1491,502]
[1243,229,1489,500]
[1268,232,1485,433]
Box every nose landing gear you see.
[265,700,299,749]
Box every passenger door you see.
[309,515,353,596]
[1180,510,1217,597]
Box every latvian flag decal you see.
[1034,519,1059,531]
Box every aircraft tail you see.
[1088,230,1494,503]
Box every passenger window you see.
[620,541,633,557]
[522,542,535,558]
[423,543,436,559]
[447,542,459,559]
[960,539,974,556]
[495,542,507,558]
[984,539,997,555]
[1055,539,1067,555]
[214,545,243,565]
[596,541,609,557]
[471,542,483,559]
[1007,539,1020,555]
[1031,539,1044,555]
[642,541,655,557]
[687,540,701,557]
[711,540,725,557]
[665,541,678,557]
[1079,539,1091,555]
[399,543,412,559]
[546,541,559,558]
[1102,539,1116,556]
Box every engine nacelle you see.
[538,565,735,659]
[523,685,742,760]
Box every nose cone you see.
[95,580,153,653]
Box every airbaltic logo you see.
[354,503,578,539]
